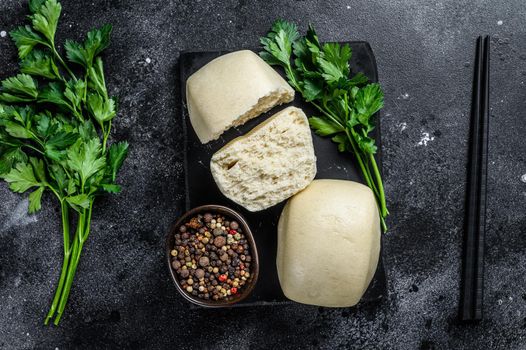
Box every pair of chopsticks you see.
[459,36,490,322]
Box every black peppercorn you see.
[172,212,252,302]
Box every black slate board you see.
[179,43,386,306]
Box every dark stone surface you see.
[0,0,525,349]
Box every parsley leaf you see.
[322,43,351,76]
[65,24,112,68]
[5,122,32,139]
[66,138,106,185]
[0,74,39,102]
[64,80,86,110]
[107,141,128,182]
[2,160,40,193]
[302,79,323,101]
[259,19,298,67]
[87,57,108,97]
[66,193,90,211]
[318,57,344,84]
[29,0,47,14]
[77,120,97,141]
[28,186,45,213]
[87,93,116,124]
[308,116,343,136]
[10,25,49,59]
[46,131,78,149]
[354,83,384,121]
[0,147,28,175]
[64,40,85,67]
[30,0,62,44]
[20,50,60,79]
[85,24,112,60]
[100,183,121,193]
[38,82,82,120]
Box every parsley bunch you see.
[0,0,128,325]
[260,20,388,231]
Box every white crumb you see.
[497,20,503,26]
[399,122,407,131]
[145,57,151,64]
[401,92,410,100]
[521,174,526,183]
[346,5,351,9]
[417,132,435,146]
[0,31,6,37]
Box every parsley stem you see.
[380,216,387,232]
[23,143,44,155]
[46,183,61,200]
[285,66,302,92]
[102,121,112,154]
[51,46,77,81]
[344,129,375,191]
[369,153,388,217]
[44,201,71,325]
[345,130,387,231]
[53,200,94,325]
[53,211,83,325]
[363,152,380,196]
[81,200,94,242]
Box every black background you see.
[0,1,525,349]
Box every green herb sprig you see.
[0,0,128,325]
[260,20,388,231]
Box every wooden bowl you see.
[165,205,259,307]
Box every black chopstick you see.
[459,36,490,322]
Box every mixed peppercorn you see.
[170,212,253,301]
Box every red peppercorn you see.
[239,263,245,270]
[231,287,238,294]
[218,274,227,282]
[229,229,237,235]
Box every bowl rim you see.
[165,204,260,307]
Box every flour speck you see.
[346,5,351,9]
[0,30,6,38]
[497,20,503,26]
[521,174,526,183]
[401,92,410,100]
[2,199,38,231]
[14,276,22,287]
[417,132,435,146]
